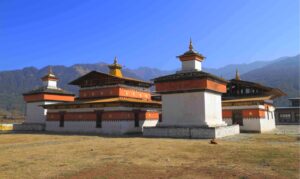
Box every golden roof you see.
[43,97,161,108]
[177,38,205,59]
[235,68,240,80]
[108,57,123,77]
[41,66,58,81]
[222,96,272,103]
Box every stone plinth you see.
[13,123,45,131]
[143,125,240,139]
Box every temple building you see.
[144,39,240,139]
[222,70,285,132]
[275,98,300,124]
[43,58,161,135]
[23,68,75,126]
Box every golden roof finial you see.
[189,37,193,50]
[48,66,53,74]
[108,56,123,77]
[114,56,118,64]
[235,68,240,80]
[41,66,57,81]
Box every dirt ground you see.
[0,125,299,179]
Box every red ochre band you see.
[47,111,159,121]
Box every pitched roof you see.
[223,79,286,100]
[222,96,273,103]
[43,97,161,108]
[177,49,205,59]
[69,71,152,88]
[23,86,74,96]
[177,38,205,59]
[153,71,228,84]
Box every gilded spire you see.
[48,66,53,74]
[235,68,240,80]
[108,56,123,77]
[189,37,193,50]
[41,66,58,81]
[114,56,118,64]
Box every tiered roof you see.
[43,97,161,109]
[153,70,227,84]
[223,77,286,102]
[23,86,74,96]
[69,71,152,88]
[177,38,205,61]
[23,67,74,97]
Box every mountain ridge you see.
[0,54,299,114]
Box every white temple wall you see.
[25,101,56,124]
[181,60,202,71]
[241,118,261,132]
[160,91,224,127]
[203,92,226,127]
[160,92,205,127]
[222,110,276,133]
[43,80,57,89]
[46,120,158,135]
[223,118,232,125]
[260,111,276,132]
[48,107,160,113]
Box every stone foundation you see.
[143,125,240,139]
[13,123,45,131]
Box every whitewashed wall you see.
[260,110,276,132]
[222,106,276,132]
[47,107,160,113]
[204,92,226,127]
[181,60,202,71]
[25,101,56,124]
[46,120,158,135]
[160,91,224,127]
[161,92,205,126]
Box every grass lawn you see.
[0,127,299,179]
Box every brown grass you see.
[0,132,299,179]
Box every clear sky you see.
[0,0,299,71]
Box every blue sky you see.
[0,0,299,71]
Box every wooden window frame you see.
[96,110,103,128]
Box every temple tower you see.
[155,39,227,127]
[144,39,239,138]
[178,38,205,72]
[23,67,75,124]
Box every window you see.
[159,114,162,122]
[232,110,243,126]
[279,113,291,122]
[96,111,103,128]
[135,119,139,127]
[279,113,291,119]
[59,112,65,127]
[295,113,300,122]
[246,88,250,94]
[134,111,140,127]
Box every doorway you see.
[232,110,243,126]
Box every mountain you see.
[0,55,298,114]
[0,63,172,113]
[241,55,300,106]
[204,57,287,79]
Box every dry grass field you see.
[0,126,299,179]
